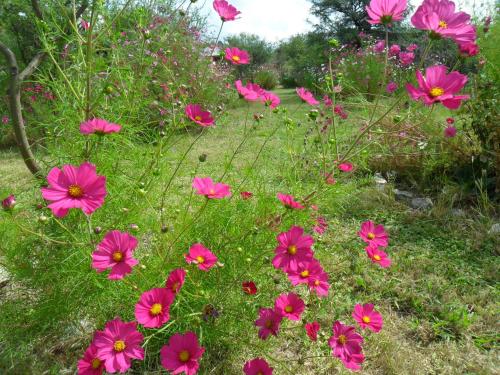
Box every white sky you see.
[194,0,495,42]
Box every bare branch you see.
[0,42,42,177]
[76,1,89,19]
[31,0,44,20]
[19,52,45,81]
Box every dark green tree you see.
[308,0,371,44]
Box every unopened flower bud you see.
[2,195,16,211]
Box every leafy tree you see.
[275,32,328,89]
[308,0,371,44]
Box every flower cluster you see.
[359,220,392,268]
[235,80,281,109]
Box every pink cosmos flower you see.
[366,245,392,268]
[272,226,314,272]
[411,0,477,45]
[286,259,324,286]
[185,104,215,127]
[77,344,104,375]
[277,193,304,209]
[240,191,253,200]
[160,331,205,375]
[185,243,218,271]
[93,318,144,373]
[358,220,389,247]
[389,44,401,56]
[80,118,122,135]
[334,104,348,119]
[407,43,418,52]
[192,177,231,199]
[165,268,186,295]
[406,65,469,109]
[352,303,384,333]
[41,162,107,218]
[338,162,353,172]
[328,321,365,372]
[243,358,273,375]
[399,52,415,66]
[444,126,457,138]
[255,307,282,340]
[325,172,336,185]
[313,216,328,235]
[366,0,407,25]
[296,87,319,106]
[225,47,250,65]
[459,42,479,56]
[386,82,398,93]
[1,115,8,124]
[261,91,281,109]
[374,40,385,53]
[91,230,139,280]
[308,272,330,297]
[274,293,305,321]
[446,117,455,124]
[2,195,16,210]
[213,0,241,22]
[305,321,320,341]
[341,353,366,372]
[235,80,262,101]
[135,288,175,328]
[323,95,333,107]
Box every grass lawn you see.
[0,89,498,374]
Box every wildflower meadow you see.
[0,0,498,374]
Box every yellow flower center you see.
[374,254,382,261]
[91,358,102,369]
[232,55,241,62]
[284,305,293,313]
[113,340,126,352]
[257,372,264,375]
[367,232,376,240]
[300,270,310,278]
[430,87,445,97]
[209,189,216,195]
[314,280,320,286]
[112,251,123,262]
[338,334,347,345]
[179,350,190,362]
[68,184,84,198]
[362,316,371,323]
[194,115,202,121]
[265,319,273,328]
[438,20,448,28]
[287,245,297,255]
[150,303,162,316]
[196,256,205,264]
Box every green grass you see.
[0,89,498,374]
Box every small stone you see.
[394,189,414,201]
[0,265,10,288]
[488,223,500,235]
[374,173,387,191]
[411,197,433,210]
[451,209,465,217]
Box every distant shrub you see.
[254,70,278,90]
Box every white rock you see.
[489,223,500,234]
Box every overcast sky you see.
[194,0,494,42]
